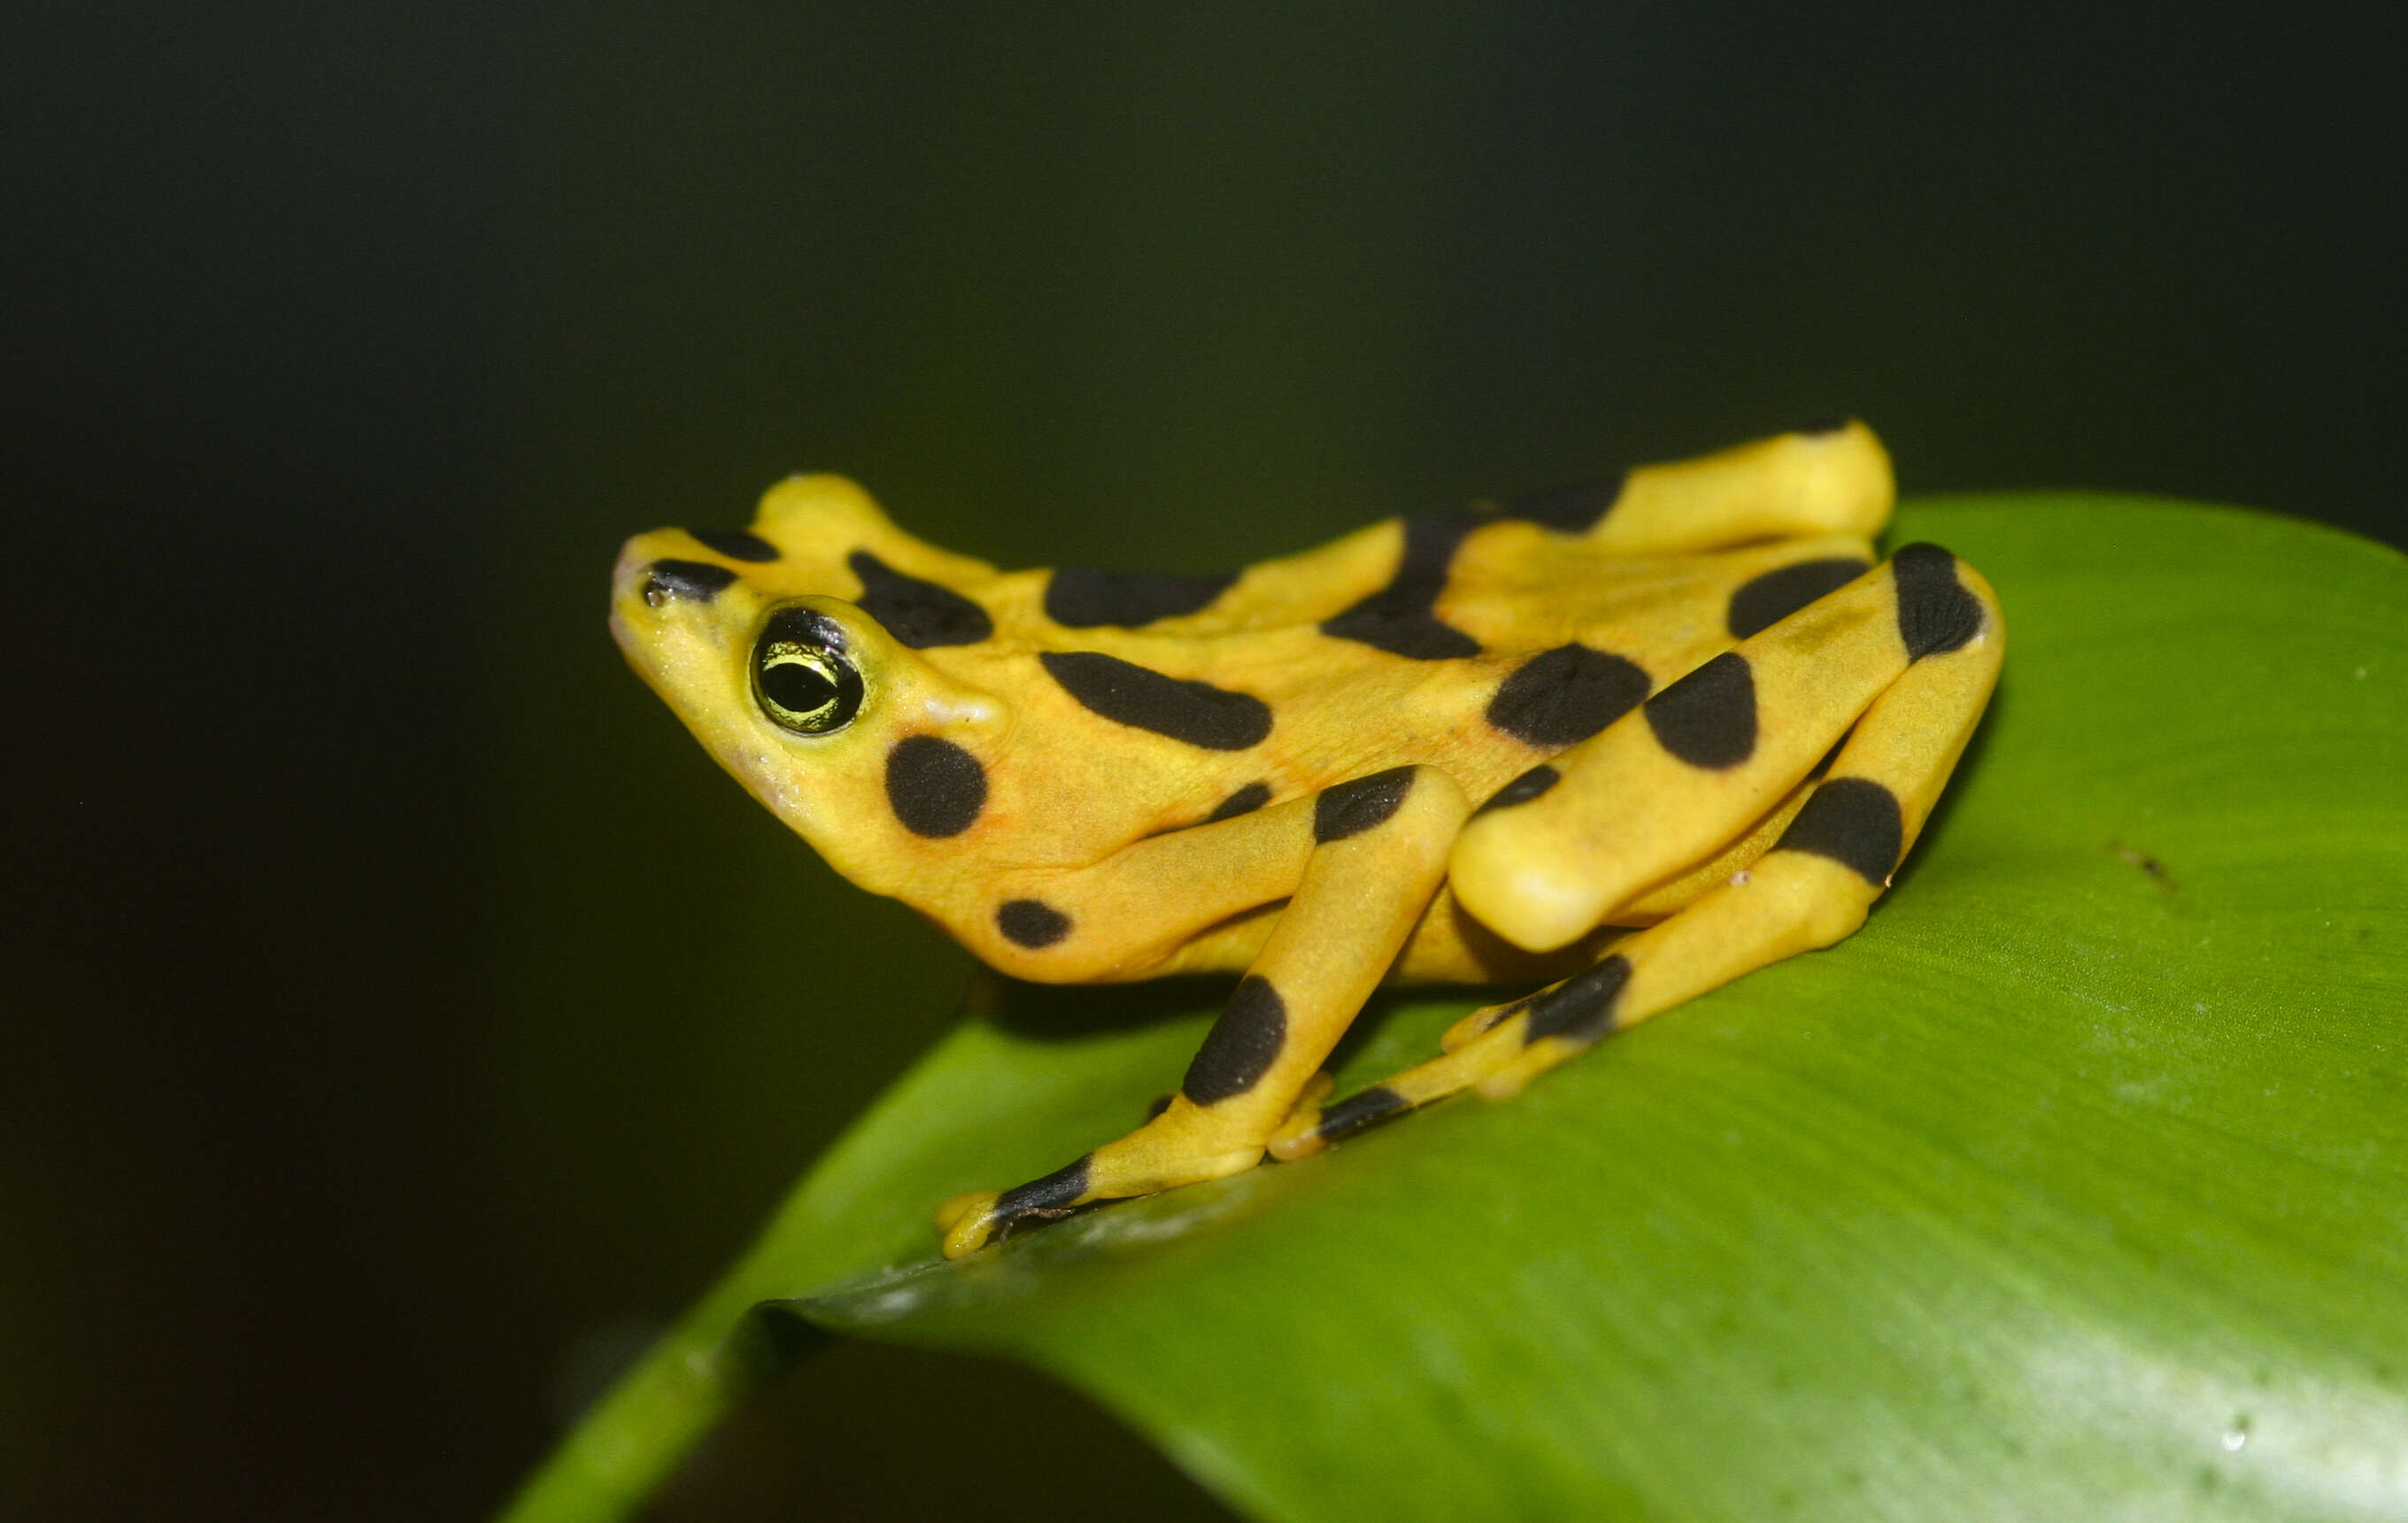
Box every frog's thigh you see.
[1275,570,2003,1156]
[1455,544,2002,953]
[939,765,1471,1257]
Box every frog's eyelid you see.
[756,604,853,653]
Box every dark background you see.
[5,4,2402,1519]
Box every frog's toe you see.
[938,1197,1004,1259]
[1440,991,1534,1051]
[933,1189,992,1234]
[1270,1082,1416,1159]
[1276,991,1548,1159]
[1271,969,1632,1156]
[1264,1071,1338,1157]
[938,1155,1096,1259]
[1267,1024,1592,1159]
[1468,1041,1571,1102]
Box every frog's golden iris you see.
[610,421,2003,1257]
[751,608,861,736]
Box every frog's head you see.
[609,474,1009,890]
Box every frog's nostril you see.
[640,559,740,608]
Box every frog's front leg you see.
[938,765,1470,1257]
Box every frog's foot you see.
[1268,965,1630,1159]
[1266,1003,1521,1158]
[938,1119,1268,1259]
[935,1157,1101,1259]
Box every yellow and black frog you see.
[610,421,2002,1257]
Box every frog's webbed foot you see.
[1280,545,2004,1160]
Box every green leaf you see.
[501,495,2408,1522]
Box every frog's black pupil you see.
[753,609,863,734]
[762,659,837,715]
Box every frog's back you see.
[739,424,1879,808]
[611,421,1893,893]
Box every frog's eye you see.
[752,609,864,736]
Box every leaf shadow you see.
[982,972,1489,1087]
[984,972,1235,1042]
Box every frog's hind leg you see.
[1547,419,1895,555]
[1276,545,2003,1157]
[939,766,1471,1258]
[1452,544,2001,954]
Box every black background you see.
[6,5,2402,1519]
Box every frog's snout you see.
[607,533,769,696]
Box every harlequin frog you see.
[611,421,2003,1257]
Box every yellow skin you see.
[609,421,2003,1258]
